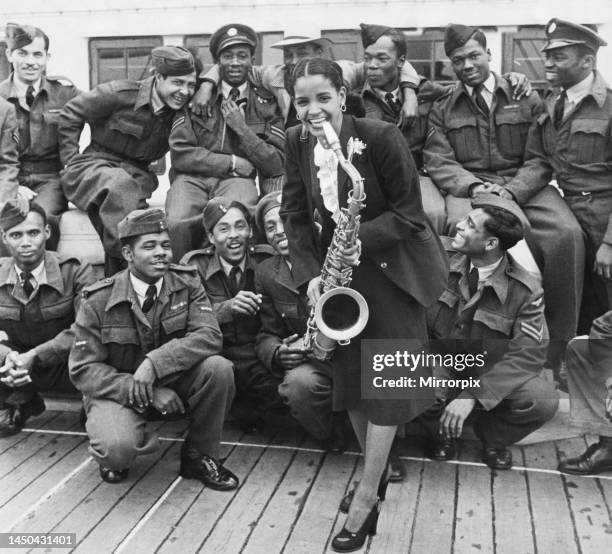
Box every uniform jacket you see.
[69,266,222,406]
[201,61,421,122]
[0,74,78,173]
[511,71,612,240]
[254,253,311,375]
[427,246,548,409]
[180,245,273,349]
[0,251,96,366]
[361,76,448,168]
[170,81,285,182]
[59,76,177,167]
[424,73,542,205]
[0,97,19,203]
[281,115,447,307]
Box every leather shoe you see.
[99,466,129,483]
[431,439,457,461]
[558,441,612,475]
[388,455,405,482]
[482,446,512,470]
[0,395,45,438]
[180,447,239,491]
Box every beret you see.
[444,23,479,56]
[270,35,331,50]
[0,198,29,231]
[117,208,168,239]
[360,23,394,49]
[471,193,530,233]
[151,46,195,76]
[202,197,251,235]
[255,191,283,233]
[209,24,258,59]
[542,18,607,53]
[6,23,44,51]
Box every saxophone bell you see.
[314,287,369,343]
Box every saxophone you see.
[302,121,369,361]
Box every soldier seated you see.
[69,208,238,489]
[181,197,290,433]
[420,195,559,469]
[168,24,286,260]
[0,199,96,437]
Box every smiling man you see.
[70,208,238,488]
[59,46,196,276]
[0,199,95,437]
[0,24,79,250]
[420,194,558,469]
[168,24,286,261]
[181,197,289,432]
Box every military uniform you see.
[69,265,234,469]
[180,244,289,428]
[168,84,286,259]
[0,97,19,204]
[254,253,334,440]
[0,251,96,406]
[421,247,559,448]
[424,73,584,364]
[0,74,78,248]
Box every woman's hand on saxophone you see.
[339,239,361,267]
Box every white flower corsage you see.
[347,137,366,163]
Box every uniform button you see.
[456,324,463,330]
[380,262,388,269]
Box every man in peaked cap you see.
[180,197,292,432]
[424,22,585,376]
[0,23,79,250]
[510,19,612,333]
[167,24,286,260]
[58,45,196,276]
[0,199,96,437]
[419,194,559,469]
[70,207,239,488]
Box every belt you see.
[19,158,62,174]
[563,189,612,197]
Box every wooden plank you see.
[522,441,580,554]
[156,433,273,553]
[0,410,61,455]
[369,458,423,554]
[556,437,612,553]
[285,453,358,554]
[243,447,325,553]
[454,440,494,554]
[408,458,457,553]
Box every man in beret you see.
[423,23,584,376]
[0,24,79,250]
[59,46,197,276]
[0,199,96,437]
[180,197,290,432]
[191,30,422,129]
[168,24,286,260]
[69,208,238,488]
[419,195,559,469]
[512,19,612,331]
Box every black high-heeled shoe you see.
[331,499,380,552]
[339,466,390,513]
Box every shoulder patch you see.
[169,262,198,273]
[46,75,75,87]
[249,243,276,260]
[179,248,214,265]
[83,277,114,297]
[110,79,140,92]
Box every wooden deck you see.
[1,409,611,554]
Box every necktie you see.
[385,92,401,114]
[553,90,567,129]
[472,84,489,115]
[141,285,157,314]
[229,87,241,102]
[21,272,34,297]
[229,266,241,297]
[25,85,35,108]
[468,267,479,297]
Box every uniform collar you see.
[373,85,401,103]
[129,272,163,302]
[11,74,42,98]
[134,76,156,111]
[105,269,185,311]
[0,251,64,294]
[564,71,595,105]
[464,72,496,97]
[149,80,166,115]
[216,253,247,278]
[221,80,248,100]
[449,72,511,109]
[450,251,510,304]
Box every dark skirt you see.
[331,258,434,425]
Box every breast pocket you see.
[567,118,609,164]
[447,117,478,163]
[473,309,514,337]
[107,118,145,139]
[40,296,74,321]
[43,110,62,126]
[101,326,141,372]
[495,108,532,159]
[161,309,188,338]
[275,300,306,334]
[428,289,460,338]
